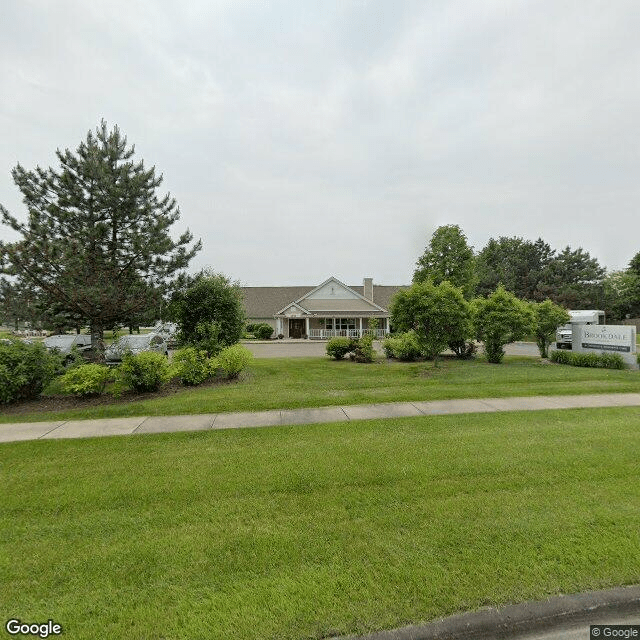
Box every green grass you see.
[2,407,639,639]
[2,355,639,424]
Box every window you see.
[326,318,356,330]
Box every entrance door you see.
[289,318,305,339]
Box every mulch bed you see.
[0,377,236,417]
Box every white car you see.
[105,333,169,363]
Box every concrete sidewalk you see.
[2,392,640,444]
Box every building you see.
[241,276,407,339]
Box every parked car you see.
[105,333,169,363]
[44,334,93,360]
[153,322,179,348]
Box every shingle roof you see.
[241,284,408,318]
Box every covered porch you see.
[276,315,389,339]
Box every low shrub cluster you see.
[326,335,375,363]
[59,364,112,397]
[172,347,212,386]
[246,323,274,340]
[383,331,422,361]
[119,352,171,392]
[550,349,625,369]
[326,337,356,360]
[216,344,253,379]
[0,340,62,404]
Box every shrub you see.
[217,344,253,379]
[173,271,245,354]
[550,350,625,369]
[172,347,211,386]
[391,281,472,365]
[352,333,375,363]
[59,364,111,397]
[254,324,274,340]
[119,351,170,392]
[326,337,355,360]
[383,331,422,361]
[0,339,62,404]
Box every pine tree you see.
[0,121,201,358]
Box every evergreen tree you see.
[0,121,201,358]
[476,236,554,300]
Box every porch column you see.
[332,317,335,338]
[276,318,282,336]
[305,316,309,337]
[359,317,363,337]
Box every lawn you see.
[1,355,639,424]
[2,407,639,639]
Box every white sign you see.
[577,325,636,353]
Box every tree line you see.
[414,224,640,320]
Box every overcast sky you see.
[2,0,639,285]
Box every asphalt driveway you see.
[243,340,542,358]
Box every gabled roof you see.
[290,276,387,313]
[275,301,312,316]
[241,281,409,318]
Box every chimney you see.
[363,277,373,301]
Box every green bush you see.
[326,337,356,360]
[59,364,111,397]
[383,331,422,361]
[172,347,212,386]
[217,344,253,379]
[550,350,625,370]
[254,324,274,340]
[353,333,375,363]
[0,339,62,404]
[119,351,170,392]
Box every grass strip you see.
[2,356,640,424]
[2,407,640,639]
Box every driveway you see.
[243,340,542,358]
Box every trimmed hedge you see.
[550,349,625,370]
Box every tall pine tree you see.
[0,121,201,358]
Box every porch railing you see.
[308,329,386,339]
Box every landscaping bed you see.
[1,355,639,424]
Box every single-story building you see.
[241,276,407,339]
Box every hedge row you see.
[550,349,625,369]
[0,341,254,403]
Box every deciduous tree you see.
[472,286,534,364]
[413,225,476,298]
[531,299,570,358]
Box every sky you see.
[1,0,639,286]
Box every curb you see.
[332,585,640,640]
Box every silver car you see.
[105,333,169,363]
[44,334,93,359]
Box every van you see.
[555,310,605,349]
